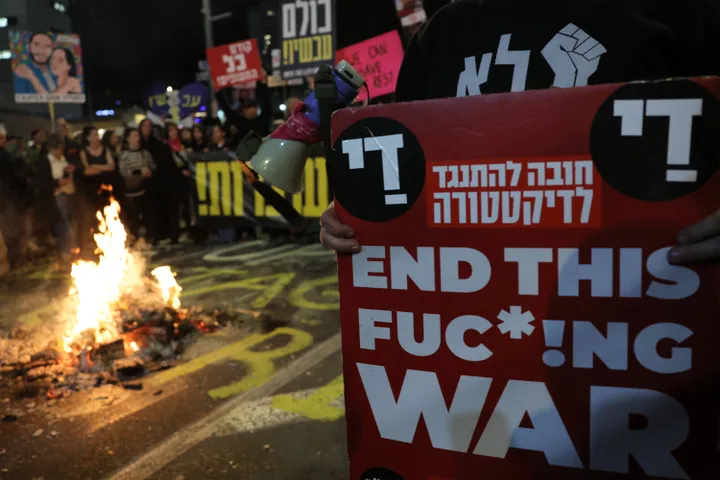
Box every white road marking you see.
[218,387,345,436]
[216,388,318,436]
[105,332,342,480]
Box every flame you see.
[62,197,181,353]
[151,266,182,310]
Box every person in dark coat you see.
[216,73,272,141]
[0,126,29,269]
[139,118,181,244]
[320,0,720,267]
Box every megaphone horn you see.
[247,61,365,193]
[247,137,310,194]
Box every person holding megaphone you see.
[318,0,720,265]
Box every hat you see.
[242,99,259,109]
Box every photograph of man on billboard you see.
[10,30,86,103]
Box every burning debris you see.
[0,196,252,404]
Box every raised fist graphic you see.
[541,23,607,88]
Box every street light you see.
[166,86,173,92]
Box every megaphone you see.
[247,61,365,193]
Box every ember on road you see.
[0,234,344,480]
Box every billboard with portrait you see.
[9,30,86,104]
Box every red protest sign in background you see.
[206,39,263,91]
[331,78,720,480]
[336,30,404,102]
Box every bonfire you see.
[61,197,181,355]
[0,196,245,398]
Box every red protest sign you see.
[331,78,720,480]
[206,39,263,91]
[336,31,404,102]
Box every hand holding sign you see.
[320,201,359,253]
[669,209,720,264]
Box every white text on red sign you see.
[216,41,259,88]
[428,158,600,228]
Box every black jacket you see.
[142,134,181,180]
[394,0,720,103]
[0,147,29,213]
[217,82,272,139]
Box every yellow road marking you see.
[106,333,342,480]
[148,327,314,399]
[272,374,345,421]
[288,275,339,310]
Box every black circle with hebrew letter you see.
[590,79,720,201]
[332,117,425,222]
[360,467,405,480]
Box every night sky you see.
[69,0,451,105]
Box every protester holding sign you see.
[216,82,273,140]
[324,2,720,478]
[321,0,720,264]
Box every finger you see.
[320,228,360,254]
[668,238,720,265]
[320,206,355,239]
[676,210,720,244]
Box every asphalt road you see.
[0,239,348,480]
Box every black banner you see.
[190,147,331,228]
[279,0,336,80]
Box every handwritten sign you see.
[336,31,404,101]
[280,0,335,80]
[207,39,263,91]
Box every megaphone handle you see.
[251,179,308,232]
[315,65,338,199]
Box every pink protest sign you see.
[336,30,404,101]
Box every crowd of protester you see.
[0,80,300,275]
